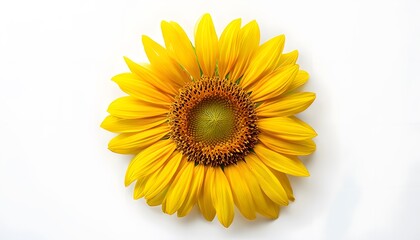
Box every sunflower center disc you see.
[189,97,236,144]
[169,76,259,167]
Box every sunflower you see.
[101,13,316,227]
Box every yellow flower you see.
[102,14,316,228]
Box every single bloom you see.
[102,14,316,228]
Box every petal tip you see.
[221,220,233,228]
[141,35,149,42]
[124,177,133,187]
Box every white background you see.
[1,0,419,239]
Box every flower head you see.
[102,14,316,227]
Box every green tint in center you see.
[189,97,236,144]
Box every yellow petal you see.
[224,162,256,220]
[123,58,178,96]
[257,92,316,118]
[112,72,172,105]
[161,21,201,80]
[240,162,280,219]
[142,168,161,199]
[251,65,299,102]
[177,164,205,217]
[107,96,168,119]
[211,167,234,228]
[133,175,149,199]
[134,170,159,200]
[259,133,316,156]
[254,144,310,177]
[272,171,294,201]
[230,20,260,82]
[198,167,216,221]
[288,70,310,92]
[108,124,169,154]
[146,186,168,206]
[164,160,195,215]
[261,193,281,219]
[195,13,219,77]
[241,35,285,89]
[218,19,241,79]
[245,154,288,206]
[143,151,183,199]
[101,115,166,133]
[142,35,190,87]
[125,140,176,186]
[277,50,298,69]
[161,199,167,213]
[258,117,317,141]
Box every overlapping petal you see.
[250,65,299,102]
[143,151,183,199]
[107,96,168,119]
[142,35,191,87]
[288,70,310,92]
[277,50,299,68]
[241,35,285,89]
[240,158,281,219]
[259,132,316,156]
[161,21,201,80]
[164,159,195,214]
[146,186,168,206]
[125,140,176,186]
[254,144,310,177]
[258,117,317,141]
[229,20,260,82]
[225,161,256,220]
[246,154,289,206]
[108,124,169,154]
[101,115,166,133]
[177,164,205,217]
[133,176,148,200]
[257,92,316,118]
[273,171,295,201]
[112,72,173,105]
